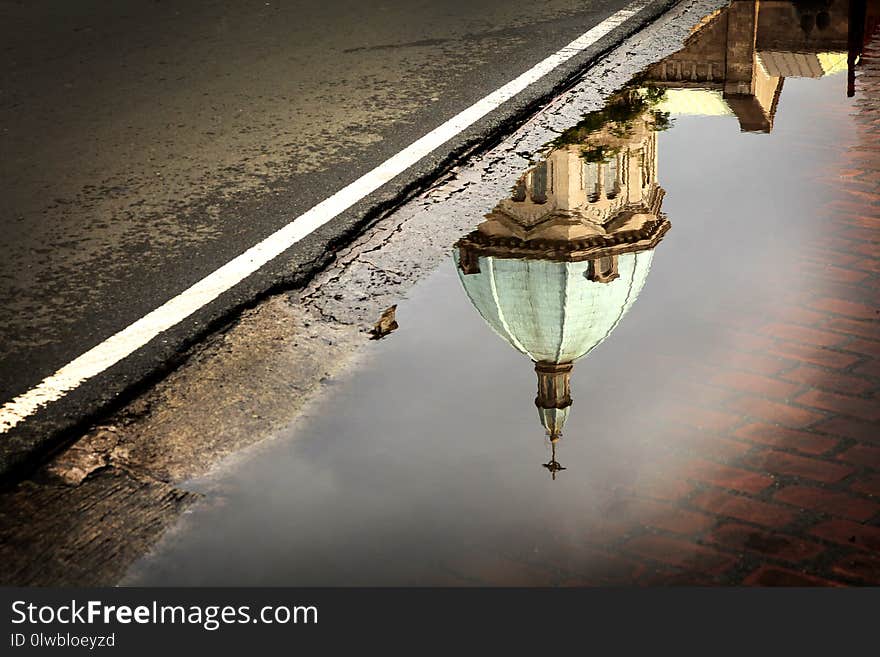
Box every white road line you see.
[0,0,651,433]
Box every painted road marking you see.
[0,0,652,433]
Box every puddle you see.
[127,0,880,586]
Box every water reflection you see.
[454,88,670,476]
[124,0,880,586]
[646,0,855,130]
[453,0,873,478]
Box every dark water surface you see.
[127,3,876,585]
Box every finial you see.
[542,441,566,480]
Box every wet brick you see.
[795,389,880,422]
[621,534,734,573]
[813,417,880,445]
[742,566,838,586]
[708,371,800,401]
[831,552,880,583]
[742,450,855,484]
[836,444,880,469]
[706,523,825,563]
[758,323,848,348]
[731,423,838,455]
[774,486,880,522]
[724,395,826,429]
[690,490,797,527]
[766,340,862,370]
[779,365,875,396]
[808,297,878,321]
[809,519,880,551]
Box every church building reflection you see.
[454,88,670,478]
[451,0,877,478]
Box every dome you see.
[454,249,654,364]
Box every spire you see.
[542,441,566,480]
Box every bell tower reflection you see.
[451,0,876,478]
[454,88,671,478]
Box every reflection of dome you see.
[453,87,669,462]
[454,250,654,363]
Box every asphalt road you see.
[0,0,666,474]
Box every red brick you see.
[759,323,848,348]
[843,338,880,359]
[853,243,880,258]
[722,330,777,352]
[828,199,880,218]
[766,340,862,370]
[841,187,880,208]
[842,226,880,243]
[664,430,752,461]
[732,423,838,455]
[794,389,880,422]
[825,317,880,341]
[779,364,875,395]
[852,474,880,496]
[814,281,880,306]
[670,405,744,433]
[724,396,826,429]
[810,519,880,551]
[837,444,880,468]
[809,264,871,285]
[557,550,646,586]
[772,306,830,326]
[690,489,797,527]
[801,243,863,266]
[742,566,839,586]
[680,459,773,494]
[742,450,855,483]
[828,198,880,217]
[708,371,800,401]
[582,516,638,546]
[813,416,880,444]
[630,476,694,503]
[854,358,880,379]
[636,570,720,586]
[774,485,880,521]
[632,500,717,536]
[621,534,734,572]
[831,553,880,584]
[814,235,868,257]
[809,297,879,321]
[706,523,825,562]
[717,352,794,376]
[854,257,880,273]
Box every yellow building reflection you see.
[646,0,852,131]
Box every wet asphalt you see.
[0,0,675,475]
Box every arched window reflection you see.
[604,157,619,199]
[583,161,599,201]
